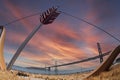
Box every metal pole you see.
[7,24,43,70]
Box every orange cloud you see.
[3,0,116,69]
[4,0,39,33]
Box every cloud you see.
[3,0,118,69]
[86,0,120,23]
[4,0,40,32]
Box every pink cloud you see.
[3,0,116,68]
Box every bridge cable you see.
[4,12,41,26]
[3,10,120,43]
[61,11,120,43]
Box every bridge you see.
[46,51,111,68]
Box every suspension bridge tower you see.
[97,42,103,63]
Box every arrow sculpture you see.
[7,7,60,70]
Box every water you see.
[12,65,95,74]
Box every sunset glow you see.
[0,0,120,70]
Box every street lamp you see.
[7,7,60,70]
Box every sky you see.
[0,0,120,70]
